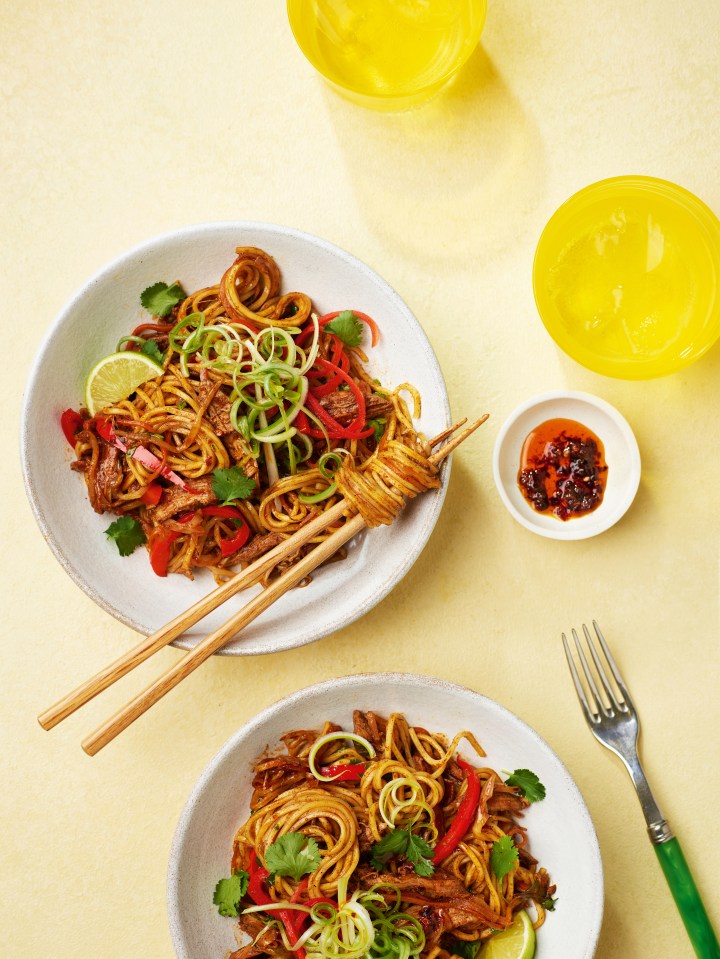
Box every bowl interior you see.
[493,391,641,540]
[21,223,449,654]
[167,673,603,959]
[533,176,720,379]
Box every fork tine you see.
[582,623,621,712]
[592,620,635,710]
[561,632,598,724]
[571,628,610,717]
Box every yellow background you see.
[2,2,719,957]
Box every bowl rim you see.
[166,671,604,959]
[532,174,720,379]
[20,220,451,653]
[492,389,641,540]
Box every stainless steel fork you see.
[563,621,719,959]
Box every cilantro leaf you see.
[370,828,434,877]
[104,516,146,557]
[542,896,558,911]
[212,466,256,504]
[213,869,249,918]
[370,828,410,871]
[490,835,519,881]
[405,832,435,876]
[504,769,546,803]
[446,940,482,959]
[411,855,435,878]
[324,310,363,348]
[140,338,165,366]
[264,833,321,882]
[140,281,187,317]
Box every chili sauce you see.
[518,418,608,521]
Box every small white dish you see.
[493,390,641,540]
[167,673,604,959]
[20,222,450,654]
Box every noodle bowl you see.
[22,223,451,651]
[66,244,439,584]
[222,710,556,959]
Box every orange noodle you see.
[67,246,441,582]
[219,711,555,959]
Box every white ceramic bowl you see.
[21,223,450,654]
[167,673,604,959]
[493,391,641,540]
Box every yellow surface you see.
[2,2,719,957]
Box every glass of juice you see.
[533,176,720,378]
[286,0,488,111]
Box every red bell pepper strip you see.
[95,417,191,491]
[140,482,163,507]
[318,763,367,782]
[219,521,251,557]
[191,505,250,557]
[149,531,181,577]
[308,357,369,432]
[60,408,84,447]
[432,759,481,864]
[157,507,250,562]
[201,505,243,519]
[248,852,306,959]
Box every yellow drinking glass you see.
[286,0,488,111]
[533,176,720,379]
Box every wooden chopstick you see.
[81,511,367,755]
[39,414,488,751]
[79,414,488,755]
[37,498,348,731]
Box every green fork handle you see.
[654,837,720,958]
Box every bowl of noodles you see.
[21,223,451,654]
[167,673,603,959]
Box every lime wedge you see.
[84,351,163,416]
[480,910,536,959]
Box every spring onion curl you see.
[243,885,424,959]
[226,713,556,959]
[309,731,377,781]
[69,244,438,584]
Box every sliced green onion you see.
[378,777,437,836]
[116,334,146,351]
[308,732,376,782]
[298,482,337,505]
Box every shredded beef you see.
[352,710,387,750]
[319,388,394,424]
[198,369,234,433]
[198,370,259,470]
[149,477,217,523]
[230,913,289,959]
[357,865,468,900]
[223,531,284,565]
[90,443,123,513]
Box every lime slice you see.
[84,351,163,415]
[480,910,536,959]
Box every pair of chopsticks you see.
[38,415,488,755]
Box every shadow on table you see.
[320,45,546,267]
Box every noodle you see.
[68,246,440,582]
[222,712,556,959]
